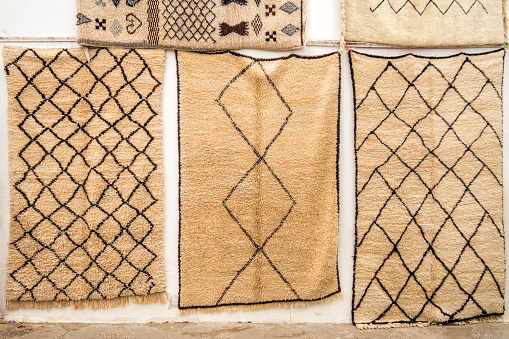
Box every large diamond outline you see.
[215,61,300,305]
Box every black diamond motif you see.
[252,14,263,36]
[215,61,300,305]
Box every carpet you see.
[350,49,505,327]
[177,50,340,310]
[76,0,306,50]
[3,46,166,309]
[344,0,507,46]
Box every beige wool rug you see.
[77,0,306,50]
[344,0,507,47]
[177,51,340,310]
[350,49,505,328]
[3,46,166,309]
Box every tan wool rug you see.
[3,46,166,309]
[77,0,306,50]
[177,51,340,310]
[350,49,505,328]
[344,0,507,46]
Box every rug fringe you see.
[6,292,168,310]
[340,0,346,53]
[503,0,508,44]
[179,292,341,314]
[356,322,430,330]
[446,315,504,326]
[355,315,504,330]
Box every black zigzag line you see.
[371,0,488,15]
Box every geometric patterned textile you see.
[177,51,340,310]
[350,49,505,327]
[76,0,306,50]
[3,46,166,309]
[344,0,506,46]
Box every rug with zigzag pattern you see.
[344,0,506,47]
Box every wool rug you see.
[350,49,505,328]
[344,0,507,46]
[76,0,306,50]
[177,50,340,310]
[3,46,166,309]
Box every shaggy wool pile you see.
[177,50,340,310]
[344,0,507,46]
[76,0,306,50]
[350,49,505,328]
[3,46,166,309]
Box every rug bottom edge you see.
[179,291,342,314]
[355,314,504,330]
[6,291,168,310]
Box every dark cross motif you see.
[353,54,504,325]
[95,19,107,30]
[265,4,276,16]
[370,0,488,15]
[96,0,106,7]
[265,31,277,42]
[215,61,300,305]
[4,48,162,303]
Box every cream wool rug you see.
[177,51,340,310]
[344,0,507,47]
[3,46,166,309]
[350,49,505,328]
[77,0,306,50]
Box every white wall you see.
[0,0,507,324]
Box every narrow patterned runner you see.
[3,46,166,309]
[177,51,340,310]
[76,0,306,50]
[344,0,507,46]
[350,49,505,327]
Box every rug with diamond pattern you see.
[177,50,340,310]
[344,0,506,46]
[3,46,166,309]
[76,0,305,51]
[350,49,505,328]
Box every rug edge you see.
[178,291,342,314]
[5,291,169,310]
[354,314,504,330]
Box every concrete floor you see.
[1,321,508,339]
